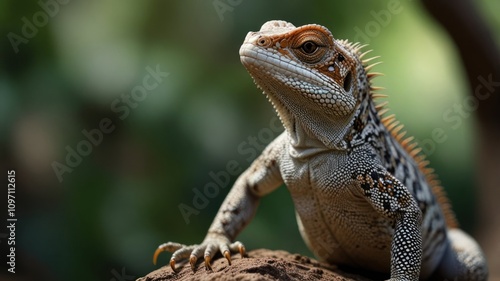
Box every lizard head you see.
[240,20,370,147]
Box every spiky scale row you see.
[352,39,459,230]
[371,93,388,99]
[364,61,383,72]
[377,108,390,116]
[368,72,384,80]
[359,50,374,59]
[375,101,389,111]
[362,55,381,64]
[378,103,459,227]
[361,52,460,229]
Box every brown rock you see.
[137,249,376,281]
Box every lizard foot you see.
[153,238,246,272]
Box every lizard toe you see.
[189,255,198,271]
[153,241,199,272]
[230,241,246,257]
[153,238,246,272]
[169,245,195,272]
[188,245,207,272]
[203,243,219,271]
[153,242,185,265]
[204,256,213,271]
[169,258,178,273]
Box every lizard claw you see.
[238,243,246,257]
[153,238,247,272]
[204,256,213,271]
[153,248,162,265]
[153,242,195,273]
[189,255,198,271]
[153,242,184,265]
[170,258,178,273]
[230,241,247,257]
[224,250,232,265]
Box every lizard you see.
[153,20,488,281]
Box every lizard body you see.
[154,21,488,281]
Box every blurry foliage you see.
[0,0,498,280]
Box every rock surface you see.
[137,249,378,281]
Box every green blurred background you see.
[0,1,498,280]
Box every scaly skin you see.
[154,21,488,280]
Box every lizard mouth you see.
[240,43,329,90]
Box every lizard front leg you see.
[355,165,423,281]
[154,133,285,272]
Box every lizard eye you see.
[291,30,329,64]
[301,41,318,54]
[256,36,272,47]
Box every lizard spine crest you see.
[344,41,459,228]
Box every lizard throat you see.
[251,71,355,153]
[240,49,356,152]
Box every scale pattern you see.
[153,20,488,281]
